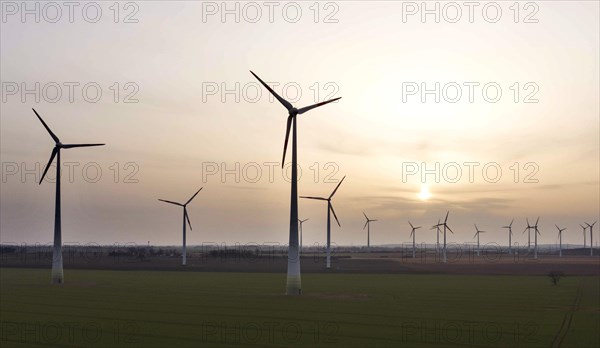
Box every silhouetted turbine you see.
[555,225,566,257]
[33,108,104,284]
[580,224,587,248]
[301,176,345,269]
[473,224,486,256]
[533,217,541,259]
[523,218,535,253]
[586,221,596,256]
[502,219,514,255]
[431,218,441,253]
[251,70,341,295]
[433,211,453,263]
[158,187,202,266]
[298,218,309,254]
[408,221,421,259]
[363,212,377,250]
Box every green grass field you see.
[1,268,598,347]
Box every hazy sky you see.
[1,1,598,247]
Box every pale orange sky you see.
[1,1,598,247]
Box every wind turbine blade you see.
[410,230,414,237]
[61,143,105,149]
[32,108,59,143]
[371,219,378,222]
[186,187,203,205]
[415,226,421,230]
[535,216,540,226]
[249,71,292,111]
[39,147,58,184]
[555,224,560,230]
[408,221,414,229]
[363,221,368,230]
[509,219,514,227]
[300,218,309,223]
[363,212,369,220]
[474,232,478,238]
[158,199,183,206]
[184,208,192,230]
[297,97,341,114]
[444,211,449,223]
[329,204,341,227]
[299,196,327,201]
[281,115,292,168]
[447,225,454,234]
[329,175,346,199]
[526,217,530,226]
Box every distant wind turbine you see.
[473,224,485,256]
[158,187,202,266]
[502,219,514,255]
[363,212,377,250]
[300,176,345,268]
[555,225,566,257]
[408,221,421,258]
[431,218,441,253]
[586,221,596,256]
[433,211,454,263]
[298,218,309,254]
[523,218,534,253]
[580,224,587,248]
[533,217,541,259]
[33,108,105,284]
[250,70,341,295]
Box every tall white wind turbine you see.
[251,71,341,295]
[33,108,105,284]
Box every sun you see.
[418,184,431,201]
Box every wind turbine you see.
[555,225,566,257]
[523,218,534,253]
[580,224,587,248]
[363,212,377,250]
[533,217,540,259]
[298,218,309,254]
[158,187,202,266]
[433,211,454,263]
[473,224,485,256]
[408,221,421,258]
[300,176,345,268]
[502,219,514,255]
[32,109,105,284]
[430,218,441,253]
[250,71,341,295]
[586,221,596,256]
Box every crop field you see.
[1,268,598,348]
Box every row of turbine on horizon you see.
[405,215,597,262]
